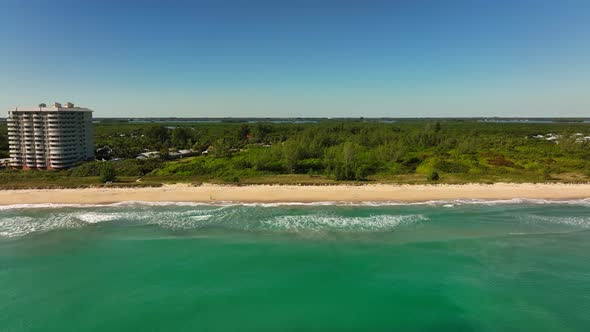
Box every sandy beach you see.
[0,183,589,205]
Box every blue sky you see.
[1,0,589,117]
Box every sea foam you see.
[1,198,589,211]
[261,214,429,232]
[1,198,589,238]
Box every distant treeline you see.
[1,120,589,186]
[93,120,590,182]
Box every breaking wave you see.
[0,207,223,237]
[1,199,589,238]
[1,198,589,211]
[523,215,590,229]
[0,202,432,238]
[261,214,428,232]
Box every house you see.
[169,152,182,159]
[137,151,160,159]
[0,158,11,168]
[179,149,197,157]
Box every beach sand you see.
[0,183,589,205]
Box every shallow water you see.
[1,201,590,331]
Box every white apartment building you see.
[7,102,94,169]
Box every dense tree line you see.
[1,120,590,184]
[96,120,589,183]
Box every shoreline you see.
[1,183,590,205]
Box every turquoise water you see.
[1,201,590,331]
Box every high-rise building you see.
[7,102,94,169]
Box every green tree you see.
[145,126,169,144]
[282,140,302,173]
[171,127,192,148]
[237,124,251,142]
[99,163,117,183]
[159,147,170,160]
[211,138,232,158]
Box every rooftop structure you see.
[7,102,95,169]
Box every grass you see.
[1,171,589,189]
[0,175,162,189]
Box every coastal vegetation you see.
[0,119,589,188]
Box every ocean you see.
[1,200,590,331]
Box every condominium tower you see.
[7,102,94,169]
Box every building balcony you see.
[50,159,77,164]
[50,155,78,160]
[50,155,79,161]
[54,152,79,156]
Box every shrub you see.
[99,164,117,183]
[355,165,369,181]
[427,171,440,181]
[69,162,102,177]
[434,160,470,173]
[401,157,423,172]
[223,175,240,183]
[487,155,515,167]
[295,158,324,174]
